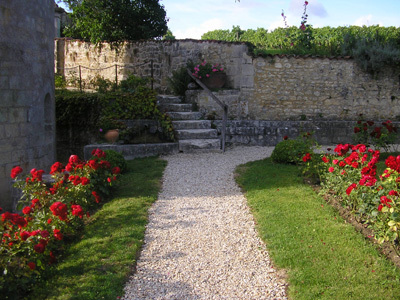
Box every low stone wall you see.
[213,120,400,146]
[84,143,179,160]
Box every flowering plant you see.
[305,142,400,255]
[353,114,397,151]
[191,60,224,79]
[0,149,122,295]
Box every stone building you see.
[0,0,56,210]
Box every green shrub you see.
[103,150,127,173]
[167,66,193,97]
[118,74,149,93]
[55,74,66,89]
[271,136,313,164]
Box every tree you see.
[60,0,168,44]
[162,29,175,40]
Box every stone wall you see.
[55,39,400,122]
[248,56,400,121]
[0,0,55,210]
[55,39,251,93]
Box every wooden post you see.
[78,65,82,92]
[115,64,118,86]
[150,60,154,90]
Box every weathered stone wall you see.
[212,120,395,146]
[249,56,400,121]
[55,39,252,93]
[0,0,55,210]
[55,39,400,122]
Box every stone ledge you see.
[84,143,179,160]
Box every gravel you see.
[122,146,288,300]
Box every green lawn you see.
[30,157,167,300]
[236,158,400,300]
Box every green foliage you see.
[202,25,400,61]
[55,74,67,89]
[271,133,315,164]
[167,66,193,97]
[118,74,149,93]
[89,74,115,93]
[162,29,176,40]
[353,115,398,151]
[103,150,127,173]
[61,0,168,45]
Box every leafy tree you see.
[162,29,175,40]
[60,0,168,44]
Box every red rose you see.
[34,243,45,253]
[53,229,63,241]
[20,231,31,241]
[30,169,44,181]
[22,206,32,215]
[50,202,68,221]
[50,162,64,174]
[346,183,357,195]
[328,167,335,173]
[112,167,121,174]
[28,262,36,270]
[69,155,80,164]
[81,177,90,186]
[40,230,50,238]
[10,166,23,179]
[92,191,101,203]
[71,205,84,219]
[322,156,329,163]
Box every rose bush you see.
[0,149,121,296]
[305,143,400,254]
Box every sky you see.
[58,0,400,40]
[162,0,400,39]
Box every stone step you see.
[175,129,218,140]
[172,120,212,130]
[179,139,221,152]
[167,111,203,120]
[156,95,182,104]
[159,103,192,113]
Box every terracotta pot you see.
[104,129,119,144]
[200,72,226,89]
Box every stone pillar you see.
[0,0,56,211]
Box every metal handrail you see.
[186,69,228,152]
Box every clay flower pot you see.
[200,72,227,89]
[104,129,119,144]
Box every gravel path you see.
[122,146,288,300]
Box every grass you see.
[29,157,167,300]
[235,158,400,300]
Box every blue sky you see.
[163,0,400,39]
[58,0,400,39]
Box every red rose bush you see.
[0,149,121,292]
[305,143,400,254]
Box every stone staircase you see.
[157,95,221,152]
